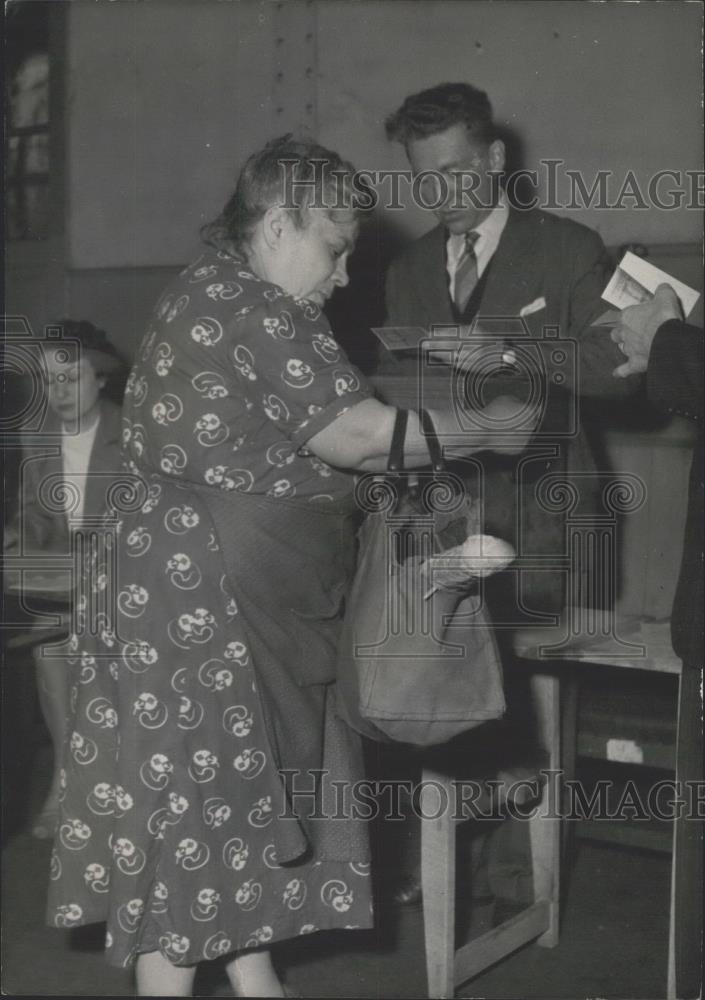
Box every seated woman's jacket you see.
[12,398,123,555]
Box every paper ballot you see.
[601,251,700,317]
[371,326,430,352]
[371,326,519,371]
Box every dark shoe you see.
[390,868,497,909]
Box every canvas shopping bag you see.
[336,409,506,747]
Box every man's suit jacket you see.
[17,398,124,555]
[376,208,636,616]
[647,321,703,1000]
[647,320,703,668]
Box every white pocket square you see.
[519,296,546,317]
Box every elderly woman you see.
[46,136,530,997]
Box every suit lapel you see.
[407,211,547,327]
[460,264,493,323]
[471,209,545,317]
[415,226,456,327]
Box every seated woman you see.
[6,321,125,838]
[46,136,532,997]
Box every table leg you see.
[529,672,561,947]
[668,665,703,1000]
[421,768,456,999]
[667,822,676,1000]
[561,668,579,861]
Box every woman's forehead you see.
[43,346,90,371]
[311,206,358,239]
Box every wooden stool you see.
[420,672,561,998]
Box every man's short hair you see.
[385,82,496,146]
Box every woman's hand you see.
[611,283,683,378]
[477,394,539,455]
[441,394,538,458]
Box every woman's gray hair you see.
[202,134,358,254]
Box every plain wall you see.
[67,0,276,270]
[317,0,703,245]
[65,0,703,271]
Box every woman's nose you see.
[332,257,349,288]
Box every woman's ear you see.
[261,205,291,250]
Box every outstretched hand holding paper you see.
[592,250,700,328]
[611,284,685,378]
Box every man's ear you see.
[261,206,291,250]
[488,139,506,173]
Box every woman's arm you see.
[306,395,536,472]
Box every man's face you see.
[406,123,505,234]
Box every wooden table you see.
[420,610,682,998]
[512,610,681,1000]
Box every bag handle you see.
[387,408,444,474]
[419,408,444,472]
[387,408,409,472]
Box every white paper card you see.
[606,738,644,765]
[602,251,700,317]
[371,326,429,351]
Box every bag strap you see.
[387,408,408,473]
[387,408,444,474]
[419,409,444,472]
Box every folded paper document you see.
[594,251,700,327]
[371,326,430,352]
[372,323,528,353]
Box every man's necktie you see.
[453,230,480,314]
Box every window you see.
[5,1,52,241]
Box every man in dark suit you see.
[613,285,703,999]
[373,82,638,913]
[379,81,634,612]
